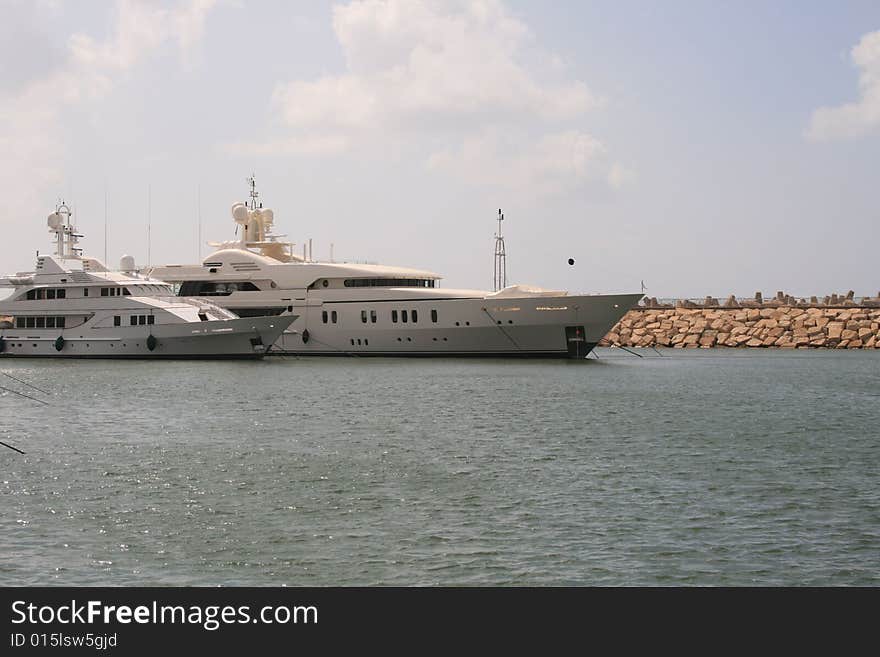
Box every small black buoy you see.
[568,258,575,266]
[147,334,157,351]
[302,329,310,344]
[54,336,65,351]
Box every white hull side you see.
[0,317,291,359]
[273,293,642,357]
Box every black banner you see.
[0,587,873,651]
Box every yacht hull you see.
[271,293,641,359]
[0,316,292,359]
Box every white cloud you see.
[0,0,216,207]
[807,29,880,140]
[428,129,620,196]
[231,0,622,195]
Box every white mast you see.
[493,208,507,291]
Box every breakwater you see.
[605,291,880,349]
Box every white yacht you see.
[0,203,295,359]
[149,180,642,358]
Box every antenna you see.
[493,208,507,291]
[247,173,259,211]
[197,185,202,261]
[147,184,152,267]
[104,187,108,265]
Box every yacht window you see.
[46,317,56,328]
[178,281,260,296]
[361,310,367,323]
[26,317,35,328]
[391,310,398,323]
[343,278,437,288]
[101,288,109,297]
[57,289,66,299]
[26,290,35,300]
[331,311,338,323]
[357,339,362,345]
[16,317,25,328]
[365,339,369,346]
[130,316,138,326]
[36,289,45,300]
[36,317,45,328]
[123,288,131,296]
[411,309,418,323]
[322,280,329,287]
[114,316,121,327]
[148,315,155,325]
[57,317,65,328]
[370,310,377,323]
[431,309,438,323]
[198,313,208,322]
[83,288,89,297]
[402,310,408,323]
[322,311,328,324]
[47,289,56,300]
[139,316,146,325]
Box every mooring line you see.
[0,384,49,405]
[2,371,51,396]
[0,440,24,455]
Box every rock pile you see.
[605,306,880,349]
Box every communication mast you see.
[493,208,507,291]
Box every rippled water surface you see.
[1,349,878,585]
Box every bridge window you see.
[322,311,328,324]
[331,311,338,323]
[114,316,121,326]
[401,310,408,323]
[431,309,438,323]
[370,310,377,323]
[411,309,418,323]
[361,310,367,323]
[391,310,398,323]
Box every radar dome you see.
[262,208,274,225]
[47,212,63,229]
[120,255,136,272]
[232,203,249,224]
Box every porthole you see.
[465,321,470,326]
[322,280,329,288]
[350,339,355,346]
[497,321,502,325]
[443,338,448,341]
[397,337,402,342]
[455,321,460,326]
[406,337,412,342]
[508,320,513,324]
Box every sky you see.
[1,0,878,298]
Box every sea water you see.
[1,349,878,585]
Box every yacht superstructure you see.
[0,202,295,359]
[149,180,642,358]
